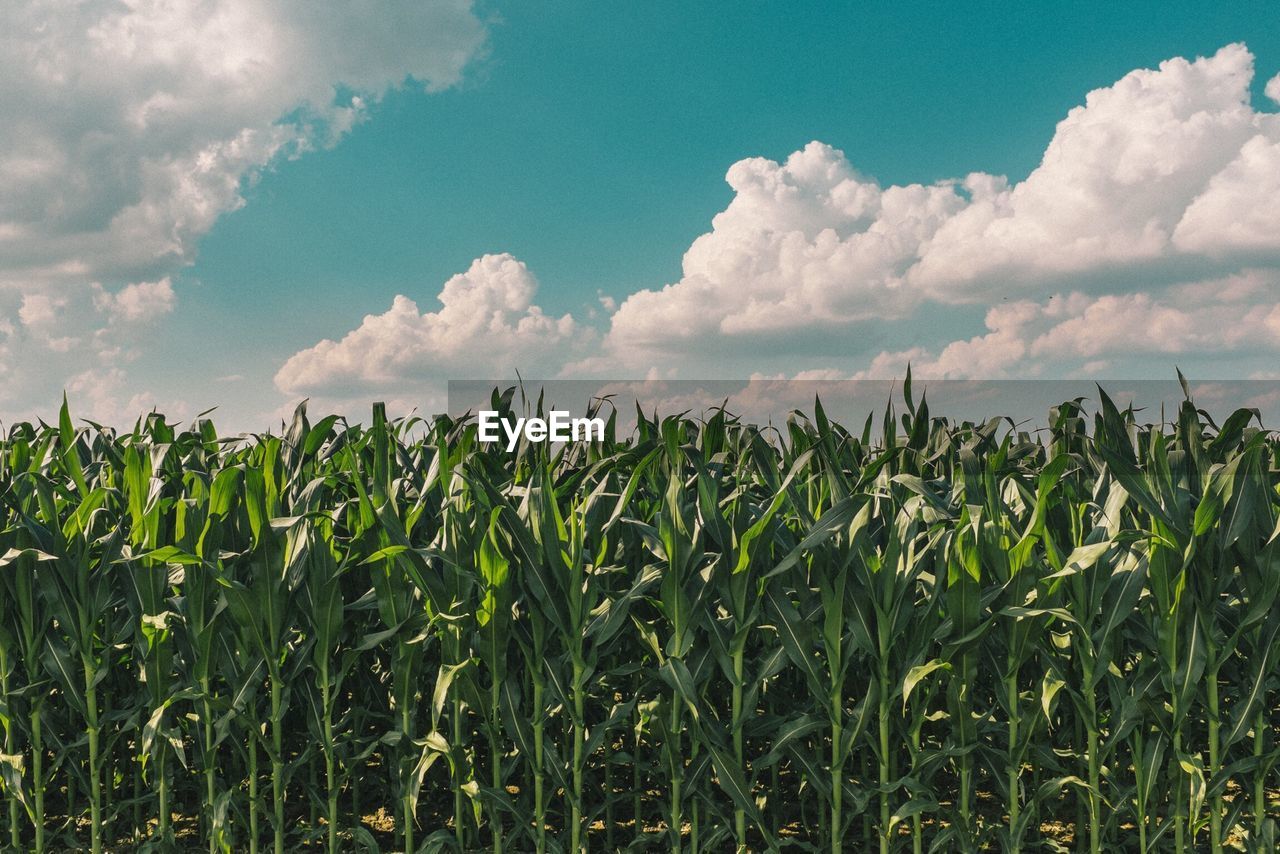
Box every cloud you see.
[285,43,1280,413]
[275,254,590,400]
[859,270,1280,380]
[0,0,488,420]
[909,43,1274,296]
[595,44,1280,375]
[18,293,67,328]
[0,0,486,284]
[601,141,964,363]
[1172,135,1280,254]
[0,275,188,421]
[92,278,175,323]
[63,366,185,427]
[9,25,1277,424]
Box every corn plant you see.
[0,387,1274,852]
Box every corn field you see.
[1,386,1279,853]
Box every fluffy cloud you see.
[909,43,1275,295]
[0,0,488,421]
[1172,135,1280,254]
[595,44,1280,375]
[64,366,185,427]
[275,254,589,399]
[92,278,176,323]
[282,43,1280,411]
[0,0,486,284]
[12,26,1277,421]
[0,278,181,422]
[602,142,966,361]
[858,271,1280,380]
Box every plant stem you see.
[1133,728,1147,854]
[453,692,466,851]
[959,717,971,842]
[533,678,546,854]
[690,783,700,854]
[202,682,217,854]
[85,663,102,854]
[1085,689,1100,854]
[158,737,170,841]
[132,738,141,843]
[249,715,260,854]
[402,676,415,854]
[270,672,285,854]
[571,655,585,854]
[1207,662,1222,854]
[32,700,44,854]
[732,642,746,853]
[831,700,843,854]
[1174,724,1185,854]
[631,702,641,845]
[911,722,923,854]
[770,688,780,841]
[879,656,891,854]
[1255,709,1266,839]
[323,680,338,853]
[670,699,683,854]
[957,653,974,845]
[1168,619,1184,854]
[1007,670,1020,854]
[604,731,614,851]
[1,654,18,853]
[1075,658,1100,854]
[490,672,503,854]
[352,741,361,838]
[146,645,169,843]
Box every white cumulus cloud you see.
[593,43,1280,377]
[602,141,965,362]
[275,254,590,400]
[909,43,1275,296]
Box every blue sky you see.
[2,2,1280,426]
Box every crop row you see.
[0,387,1277,852]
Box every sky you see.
[2,1,1280,428]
